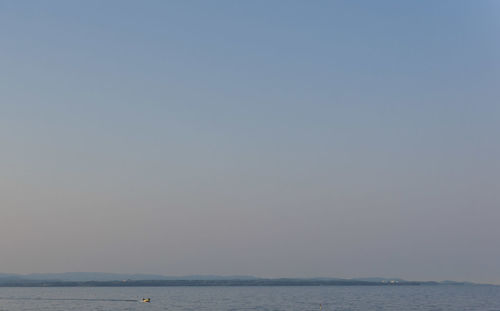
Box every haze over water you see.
[1,1,499,284]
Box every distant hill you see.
[0,272,258,282]
[352,277,407,283]
[0,273,491,286]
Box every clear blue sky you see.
[1,1,499,283]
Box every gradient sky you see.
[1,1,499,284]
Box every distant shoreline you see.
[0,279,450,287]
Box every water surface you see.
[0,285,499,311]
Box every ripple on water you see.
[0,285,499,311]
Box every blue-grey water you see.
[0,286,499,311]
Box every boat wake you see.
[0,297,138,302]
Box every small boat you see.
[142,298,151,303]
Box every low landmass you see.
[0,273,488,287]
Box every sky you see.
[1,0,499,284]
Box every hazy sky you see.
[1,1,499,284]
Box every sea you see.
[0,285,499,311]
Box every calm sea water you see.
[0,286,499,311]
